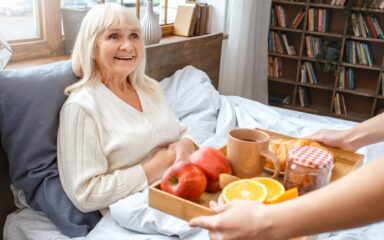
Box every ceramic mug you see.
[227,128,280,179]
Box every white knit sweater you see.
[57,80,193,212]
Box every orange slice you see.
[268,187,299,204]
[222,179,267,203]
[252,177,285,203]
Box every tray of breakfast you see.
[148,128,364,239]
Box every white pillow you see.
[159,66,221,145]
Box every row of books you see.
[304,35,322,58]
[271,6,305,29]
[297,86,311,107]
[308,8,329,33]
[333,93,347,115]
[268,31,297,55]
[300,62,319,84]
[338,67,356,90]
[345,41,374,66]
[331,0,384,8]
[173,3,209,37]
[350,13,384,39]
[268,56,283,79]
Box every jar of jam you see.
[283,146,334,195]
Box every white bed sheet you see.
[4,66,384,240]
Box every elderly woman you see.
[57,4,196,213]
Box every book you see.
[338,66,345,88]
[290,11,305,29]
[334,93,341,114]
[281,34,296,55]
[173,5,197,37]
[193,4,202,36]
[298,86,310,107]
[382,73,384,96]
[194,3,208,36]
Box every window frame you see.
[9,0,64,62]
[9,0,181,62]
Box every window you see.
[3,0,189,62]
[0,0,63,62]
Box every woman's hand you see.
[168,138,196,161]
[307,129,357,152]
[142,147,176,184]
[189,200,274,240]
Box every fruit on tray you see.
[220,174,298,204]
[160,161,207,201]
[268,187,299,204]
[222,179,268,203]
[189,147,232,193]
[252,177,285,203]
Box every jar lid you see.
[288,146,334,169]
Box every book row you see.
[268,56,283,79]
[300,62,319,84]
[271,5,305,29]
[333,93,348,115]
[308,8,329,33]
[350,13,384,39]
[345,40,374,66]
[338,67,356,90]
[268,31,297,55]
[173,3,209,37]
[331,0,384,9]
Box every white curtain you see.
[219,0,272,104]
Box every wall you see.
[196,0,228,91]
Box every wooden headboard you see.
[0,33,223,238]
[146,33,223,89]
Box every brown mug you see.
[227,128,280,179]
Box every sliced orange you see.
[268,187,299,204]
[222,179,267,203]
[252,177,285,203]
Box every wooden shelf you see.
[268,0,384,122]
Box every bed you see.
[2,33,384,240]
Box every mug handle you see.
[260,149,280,179]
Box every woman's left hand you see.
[168,138,196,161]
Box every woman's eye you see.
[130,33,139,39]
[108,33,119,40]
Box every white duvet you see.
[4,66,384,240]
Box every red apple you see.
[160,161,207,201]
[189,147,232,193]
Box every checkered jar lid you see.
[288,146,334,169]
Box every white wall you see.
[196,0,228,92]
[196,0,228,34]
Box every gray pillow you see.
[0,60,101,237]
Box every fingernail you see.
[209,201,218,207]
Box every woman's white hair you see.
[65,3,159,95]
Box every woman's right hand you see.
[142,147,176,184]
[307,129,357,152]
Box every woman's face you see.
[94,22,144,79]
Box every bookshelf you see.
[268,0,384,122]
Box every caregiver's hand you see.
[189,200,277,240]
[307,129,357,152]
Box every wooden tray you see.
[148,129,364,238]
